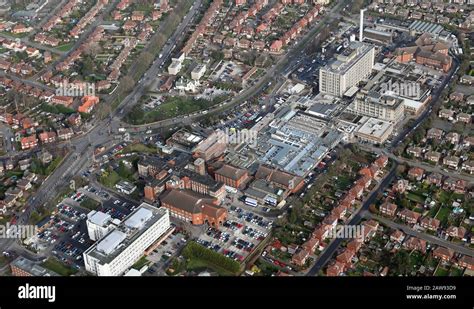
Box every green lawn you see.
[186,258,236,276]
[1,31,28,38]
[127,95,228,125]
[0,255,8,268]
[80,197,101,211]
[99,171,121,188]
[132,256,150,270]
[56,42,74,52]
[255,260,279,276]
[41,258,78,276]
[434,267,449,276]
[437,190,453,204]
[335,175,352,191]
[5,170,24,179]
[450,267,464,277]
[406,192,425,204]
[435,207,451,222]
[122,143,156,154]
[428,205,440,217]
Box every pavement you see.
[306,164,398,276]
[360,144,474,184]
[0,71,55,91]
[123,0,352,132]
[366,213,474,257]
[0,32,65,56]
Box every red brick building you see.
[394,33,451,72]
[214,164,249,189]
[21,135,38,150]
[160,189,227,227]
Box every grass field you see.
[80,197,101,211]
[406,192,425,204]
[186,258,236,276]
[122,143,156,154]
[42,258,78,276]
[99,171,121,188]
[435,207,451,222]
[434,267,449,276]
[56,43,74,52]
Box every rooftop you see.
[84,203,168,264]
[11,256,59,276]
[321,41,374,75]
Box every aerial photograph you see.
[0,0,472,306]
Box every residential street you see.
[365,214,474,257]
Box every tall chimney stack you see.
[359,9,366,42]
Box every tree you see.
[84,42,102,56]
[211,50,224,62]
[117,161,132,180]
[393,251,411,275]
[120,75,136,93]
[126,105,145,124]
[289,208,298,224]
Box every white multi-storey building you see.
[86,210,116,241]
[191,64,206,80]
[349,92,405,124]
[319,42,375,97]
[83,203,171,276]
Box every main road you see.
[0,0,202,252]
[306,164,398,276]
[304,49,463,276]
[121,0,352,132]
[0,0,348,253]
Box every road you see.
[122,0,352,132]
[306,164,398,276]
[113,0,203,119]
[0,32,65,55]
[0,71,55,91]
[0,0,202,252]
[360,144,474,184]
[389,56,460,150]
[366,214,474,257]
[0,0,351,253]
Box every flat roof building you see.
[319,42,375,97]
[349,93,405,124]
[86,210,119,241]
[11,256,59,276]
[83,203,171,276]
[191,64,207,80]
[354,117,394,144]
